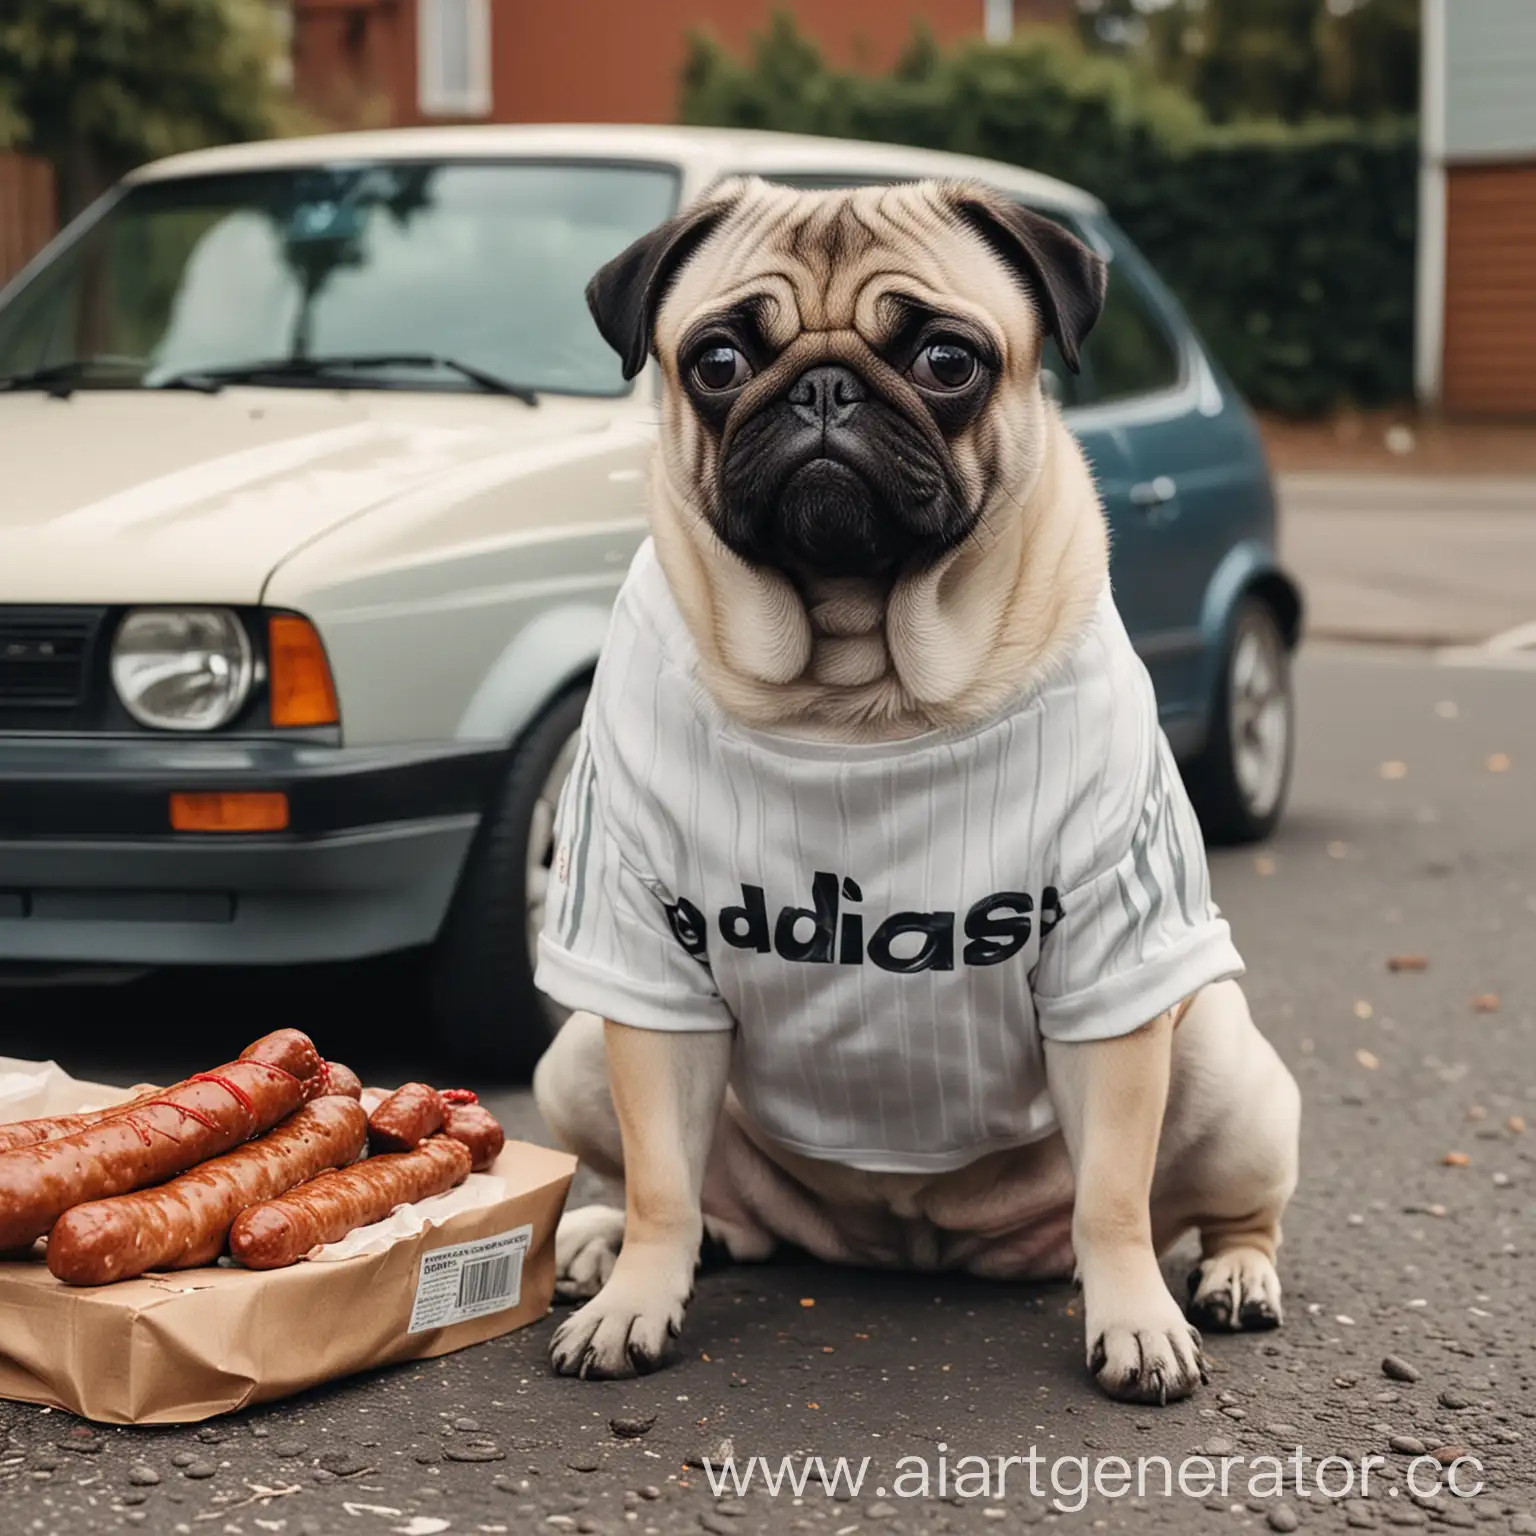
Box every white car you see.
[0,125,1297,1075]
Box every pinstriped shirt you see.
[535,541,1244,1174]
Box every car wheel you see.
[1184,596,1294,846]
[430,685,587,1079]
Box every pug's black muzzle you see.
[716,364,973,579]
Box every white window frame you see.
[418,0,492,118]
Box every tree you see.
[1075,0,1418,123]
[0,0,287,216]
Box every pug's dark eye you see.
[691,344,752,392]
[911,342,978,392]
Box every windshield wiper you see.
[158,353,539,405]
[0,357,219,398]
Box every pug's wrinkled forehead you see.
[586,176,1107,388]
[663,181,1034,373]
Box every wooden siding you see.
[1443,163,1536,417]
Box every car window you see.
[1082,260,1183,404]
[0,161,681,397]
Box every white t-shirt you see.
[535,541,1244,1174]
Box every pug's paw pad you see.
[1088,1316,1208,1405]
[549,1277,688,1380]
[554,1204,625,1303]
[1187,1249,1283,1333]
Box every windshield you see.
[0,159,680,396]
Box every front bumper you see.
[0,737,504,966]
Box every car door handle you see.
[1129,475,1177,508]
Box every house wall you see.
[293,0,1074,130]
[1423,0,1536,417]
[1443,0,1536,162]
[1442,162,1536,417]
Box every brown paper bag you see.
[0,1064,575,1424]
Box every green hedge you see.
[680,18,1417,415]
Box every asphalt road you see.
[2,643,1534,1536]
[1279,475,1536,647]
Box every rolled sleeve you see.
[535,733,733,1034]
[1032,736,1245,1044]
[535,935,734,1033]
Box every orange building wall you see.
[295,0,1073,130]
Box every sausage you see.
[230,1136,473,1270]
[367,1083,444,1153]
[240,1029,322,1081]
[303,1061,363,1104]
[0,1034,321,1157]
[440,1102,505,1172]
[0,1032,320,1251]
[46,1097,367,1286]
[0,1083,162,1154]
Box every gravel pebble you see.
[318,1451,371,1477]
[1204,1436,1236,1456]
[273,1441,308,1459]
[1389,1434,1428,1455]
[182,1460,216,1480]
[1266,1507,1299,1534]
[1431,1444,1472,1464]
[444,1441,506,1463]
[194,1427,222,1444]
[1382,1356,1422,1383]
[1439,1388,1473,1409]
[1345,1505,1378,1529]
[126,1466,160,1487]
[170,1452,195,1469]
[609,1416,657,1439]
[453,1416,482,1432]
[568,1457,599,1473]
[865,1502,897,1520]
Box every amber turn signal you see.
[169,792,290,833]
[268,615,340,728]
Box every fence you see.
[0,153,58,290]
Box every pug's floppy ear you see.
[948,186,1108,374]
[585,197,733,380]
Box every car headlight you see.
[111,608,255,731]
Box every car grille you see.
[0,609,104,712]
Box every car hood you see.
[0,389,629,604]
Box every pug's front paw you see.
[550,1269,691,1379]
[1085,1281,1209,1405]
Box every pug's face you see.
[587,178,1106,582]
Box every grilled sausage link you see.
[0,1084,161,1154]
[0,1031,320,1251]
[241,1029,322,1081]
[303,1061,363,1104]
[440,1102,505,1172]
[367,1083,444,1153]
[230,1136,473,1270]
[46,1097,368,1286]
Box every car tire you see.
[429,684,588,1079]
[1183,596,1295,847]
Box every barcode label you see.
[457,1253,511,1309]
[408,1225,531,1333]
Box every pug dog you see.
[532,177,1300,1405]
